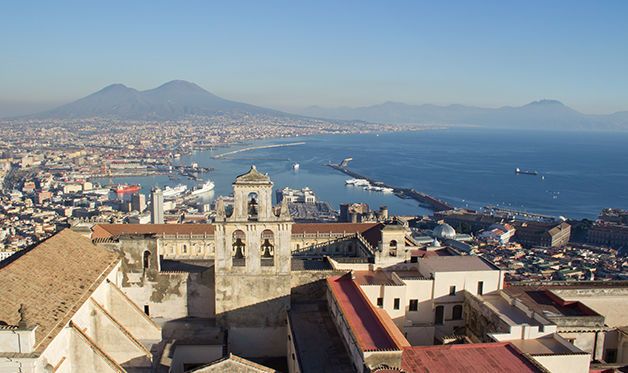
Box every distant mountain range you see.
[13,80,628,130]
[27,80,291,121]
[294,100,628,131]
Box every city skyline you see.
[1,0,628,117]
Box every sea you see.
[97,128,628,220]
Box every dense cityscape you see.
[2,2,628,372]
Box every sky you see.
[1,0,627,116]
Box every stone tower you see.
[150,188,164,224]
[214,166,293,355]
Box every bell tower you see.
[214,166,293,346]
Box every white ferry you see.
[191,180,215,196]
[163,184,188,199]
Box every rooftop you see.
[326,274,409,351]
[503,286,602,319]
[401,342,543,373]
[92,223,215,239]
[288,303,354,373]
[234,165,272,184]
[421,255,498,273]
[0,229,119,354]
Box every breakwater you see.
[327,163,454,212]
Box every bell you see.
[261,239,273,258]
[248,197,258,217]
[233,238,245,259]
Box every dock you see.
[327,161,454,212]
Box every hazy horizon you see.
[1,1,628,117]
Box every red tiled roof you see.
[401,343,542,373]
[326,274,409,351]
[93,222,382,241]
[92,224,215,239]
[292,222,381,235]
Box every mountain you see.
[296,99,628,131]
[30,80,290,120]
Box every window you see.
[410,256,418,263]
[142,251,151,269]
[182,244,187,254]
[393,298,400,310]
[449,286,456,296]
[477,281,484,295]
[409,299,418,311]
[435,305,444,325]
[452,305,463,320]
[143,305,150,316]
[377,297,384,308]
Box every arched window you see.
[247,192,259,221]
[143,251,151,269]
[435,305,444,325]
[389,240,398,257]
[452,305,463,320]
[182,244,187,254]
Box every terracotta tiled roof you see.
[291,222,381,234]
[92,224,215,239]
[0,229,119,354]
[327,274,409,351]
[401,343,543,372]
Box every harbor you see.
[327,158,454,212]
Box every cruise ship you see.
[191,180,215,196]
[163,184,188,199]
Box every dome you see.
[433,223,456,240]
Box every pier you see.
[327,161,454,212]
[213,142,306,159]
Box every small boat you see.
[515,167,539,176]
[292,162,300,171]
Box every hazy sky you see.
[1,0,627,116]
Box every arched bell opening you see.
[247,192,259,221]
[232,230,246,266]
[260,229,275,266]
[389,240,398,257]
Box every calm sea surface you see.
[100,128,628,219]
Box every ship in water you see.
[292,162,300,171]
[515,167,539,176]
[345,178,370,186]
[112,184,141,194]
[191,180,215,196]
[163,184,188,199]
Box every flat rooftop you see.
[401,342,542,373]
[480,293,543,326]
[509,335,580,355]
[288,303,354,373]
[421,255,498,272]
[503,286,601,318]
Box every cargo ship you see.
[191,180,215,196]
[113,184,141,194]
[515,168,539,176]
